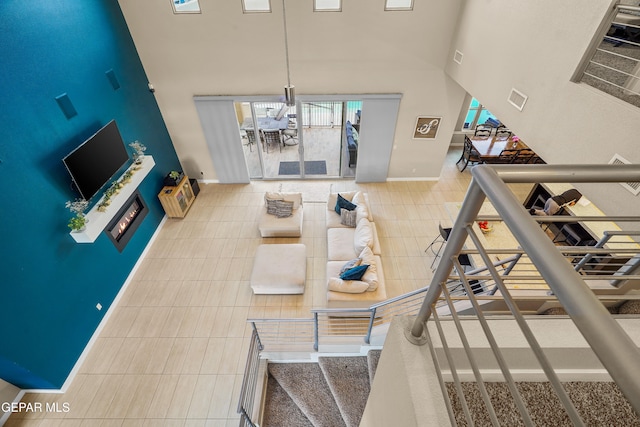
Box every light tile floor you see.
[6,148,532,426]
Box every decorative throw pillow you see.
[351,127,359,143]
[265,192,284,215]
[266,198,281,215]
[274,200,294,218]
[340,208,358,227]
[340,257,362,274]
[328,277,369,294]
[340,264,369,281]
[335,193,357,214]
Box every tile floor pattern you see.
[6,148,532,426]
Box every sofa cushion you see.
[326,257,387,309]
[354,218,374,254]
[328,277,369,294]
[327,227,359,261]
[359,246,379,291]
[335,193,357,214]
[259,205,303,237]
[340,264,369,281]
[352,191,373,222]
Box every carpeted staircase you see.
[263,350,381,427]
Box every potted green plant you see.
[164,170,184,186]
[65,198,89,232]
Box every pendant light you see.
[282,0,295,106]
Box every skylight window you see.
[314,0,341,12]
[385,0,413,11]
[243,0,271,13]
[171,0,201,14]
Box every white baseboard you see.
[22,215,168,395]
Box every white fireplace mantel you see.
[70,155,155,243]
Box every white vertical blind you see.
[194,99,250,184]
[356,96,401,182]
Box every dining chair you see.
[513,148,535,164]
[494,149,519,164]
[495,126,512,139]
[261,129,282,153]
[456,136,483,171]
[529,155,546,164]
[474,125,492,137]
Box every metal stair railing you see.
[409,164,640,425]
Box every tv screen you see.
[63,120,130,201]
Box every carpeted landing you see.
[263,350,381,427]
[446,381,640,426]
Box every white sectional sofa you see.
[258,192,304,237]
[325,191,387,309]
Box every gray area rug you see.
[446,381,640,426]
[319,356,371,427]
[278,160,327,175]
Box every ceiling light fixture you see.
[282,0,295,106]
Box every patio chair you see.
[261,129,282,153]
[282,121,298,146]
[244,128,259,152]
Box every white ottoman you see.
[251,244,306,294]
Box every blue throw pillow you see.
[340,264,369,281]
[335,194,357,214]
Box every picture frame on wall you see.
[413,116,441,139]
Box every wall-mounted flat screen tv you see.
[63,120,130,201]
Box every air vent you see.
[507,88,528,111]
[453,50,463,65]
[609,154,640,196]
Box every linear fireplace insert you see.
[105,190,149,252]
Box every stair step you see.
[318,356,371,427]
[268,362,346,427]
[263,374,314,427]
[367,349,382,384]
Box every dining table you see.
[466,134,530,161]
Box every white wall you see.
[445,0,640,216]
[117,0,465,180]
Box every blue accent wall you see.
[0,1,180,389]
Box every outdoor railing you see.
[409,164,640,424]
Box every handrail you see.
[409,164,640,416]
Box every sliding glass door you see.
[235,101,302,179]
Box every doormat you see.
[279,160,327,175]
